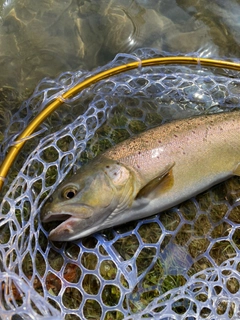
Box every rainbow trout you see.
[41,111,240,241]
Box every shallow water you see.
[1,0,239,138]
[0,0,239,94]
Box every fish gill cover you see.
[0,48,240,319]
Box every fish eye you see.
[62,187,78,200]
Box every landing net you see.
[0,48,240,320]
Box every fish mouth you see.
[47,215,98,242]
[48,216,80,241]
[41,212,75,241]
[41,203,94,223]
[41,205,95,241]
[41,212,83,241]
[41,212,72,223]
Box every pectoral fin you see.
[136,163,175,200]
[233,163,240,176]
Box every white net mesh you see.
[1,48,240,319]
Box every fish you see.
[41,111,240,241]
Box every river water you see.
[0,0,239,95]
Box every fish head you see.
[41,157,138,241]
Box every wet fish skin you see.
[41,158,140,240]
[41,111,240,241]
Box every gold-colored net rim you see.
[1,56,240,191]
